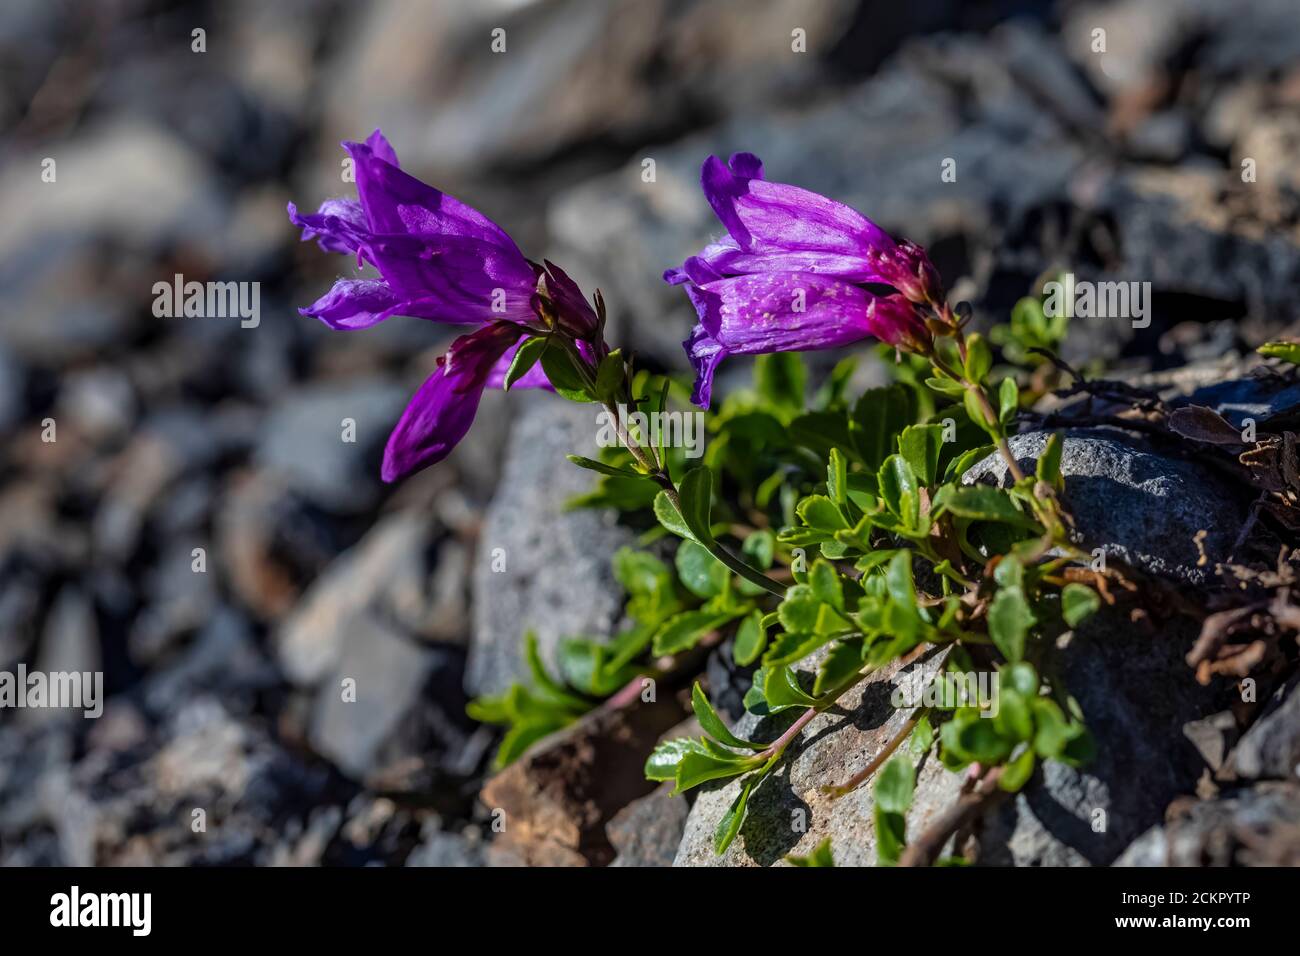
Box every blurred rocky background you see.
[2,0,1299,866]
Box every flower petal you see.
[382,323,522,482]
[346,138,520,251]
[700,154,895,261]
[299,278,406,330]
[684,323,729,408]
[685,272,879,355]
[362,233,538,324]
[288,199,369,256]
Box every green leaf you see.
[613,548,671,597]
[674,748,761,794]
[963,332,992,383]
[875,805,907,866]
[993,688,1034,741]
[755,353,807,417]
[742,530,775,570]
[1036,432,1063,488]
[503,336,548,391]
[496,719,566,767]
[988,585,1035,662]
[1031,698,1070,758]
[764,665,819,710]
[789,411,854,460]
[652,610,733,656]
[786,837,835,867]
[874,755,915,814]
[925,376,965,397]
[715,779,756,854]
[594,349,625,403]
[851,385,912,469]
[645,738,706,781]
[675,539,729,598]
[692,681,763,750]
[808,559,844,610]
[815,640,864,696]
[827,447,849,505]
[653,490,695,542]
[763,630,836,667]
[797,495,848,531]
[566,454,644,479]
[998,376,1019,424]
[677,467,716,545]
[999,747,1036,792]
[523,631,590,710]
[899,424,943,486]
[733,612,767,666]
[885,550,918,615]
[934,485,1038,528]
[877,454,919,527]
[1258,340,1300,365]
[909,714,935,757]
[540,346,592,402]
[1061,582,1100,627]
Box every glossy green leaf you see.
[692,681,762,750]
[503,336,548,391]
[675,539,729,598]
[653,490,696,542]
[1061,582,1100,627]
[677,467,716,545]
[898,424,943,486]
[733,611,767,666]
[715,779,756,854]
[988,585,1035,662]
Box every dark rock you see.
[963,429,1246,584]
[405,820,486,867]
[1226,673,1300,781]
[1115,782,1300,866]
[608,782,690,867]
[277,511,469,688]
[254,379,407,514]
[306,618,437,780]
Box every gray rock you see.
[675,650,964,867]
[1175,374,1300,431]
[254,379,407,514]
[963,429,1246,584]
[1115,782,1300,866]
[405,821,485,867]
[306,617,436,779]
[1226,674,1300,782]
[318,0,861,182]
[675,607,1229,866]
[467,399,635,697]
[608,783,690,867]
[277,511,469,688]
[0,343,22,432]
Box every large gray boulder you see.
[963,429,1247,584]
[467,399,635,697]
[674,605,1230,866]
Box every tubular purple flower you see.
[668,152,938,406]
[290,130,601,481]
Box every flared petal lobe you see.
[381,323,523,482]
[700,154,895,262]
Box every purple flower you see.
[290,130,596,481]
[667,153,939,406]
